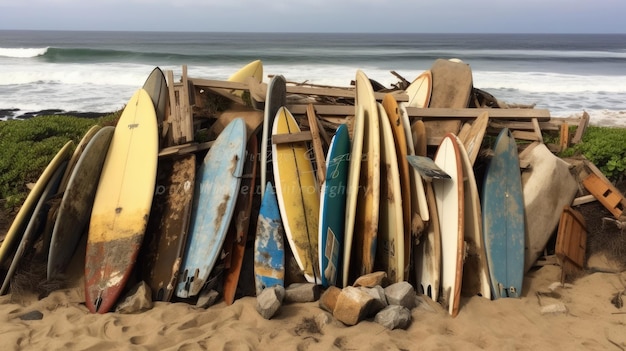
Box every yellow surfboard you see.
[228,59,263,97]
[272,106,320,283]
[85,88,158,313]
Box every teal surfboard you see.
[254,182,285,295]
[176,118,247,298]
[319,124,350,287]
[482,128,525,299]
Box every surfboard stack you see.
[7,57,582,320]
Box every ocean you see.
[1,30,625,126]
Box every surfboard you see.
[348,69,380,283]
[415,182,442,302]
[425,59,473,140]
[228,59,263,97]
[0,160,67,295]
[48,126,115,280]
[482,128,525,299]
[272,106,320,283]
[58,125,102,192]
[260,75,286,197]
[141,154,195,302]
[455,136,491,299]
[376,103,404,283]
[433,133,464,317]
[254,182,285,295]
[382,95,411,278]
[223,134,258,305]
[405,70,432,108]
[176,118,247,298]
[319,124,350,287]
[84,88,158,314]
[342,104,365,288]
[0,141,73,270]
[142,67,168,130]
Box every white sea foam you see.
[0,47,49,58]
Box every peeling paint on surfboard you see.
[254,182,285,295]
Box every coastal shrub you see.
[560,126,626,182]
[0,114,118,208]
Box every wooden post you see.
[307,104,326,184]
[571,111,590,144]
[559,123,569,152]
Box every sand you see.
[0,262,624,350]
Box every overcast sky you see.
[0,0,624,33]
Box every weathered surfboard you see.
[254,182,285,295]
[48,126,115,280]
[141,154,196,302]
[482,128,525,299]
[176,118,247,298]
[272,106,320,283]
[260,75,286,197]
[319,124,350,287]
[85,88,158,314]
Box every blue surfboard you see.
[319,124,350,287]
[254,182,285,295]
[482,128,525,299]
[176,118,247,298]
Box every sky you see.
[0,0,625,33]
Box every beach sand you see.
[1,263,626,350]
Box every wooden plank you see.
[531,118,544,144]
[571,111,590,144]
[489,120,561,131]
[405,107,551,120]
[556,206,587,270]
[272,131,313,144]
[190,77,409,102]
[306,104,326,184]
[572,194,596,207]
[559,123,569,151]
[180,65,194,143]
[165,70,177,145]
[159,141,215,157]
[511,130,540,141]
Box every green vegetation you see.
[560,125,626,181]
[0,113,119,208]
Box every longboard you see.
[342,104,365,288]
[382,95,412,278]
[0,141,73,269]
[85,89,158,314]
[48,126,115,280]
[228,59,263,98]
[1,160,67,295]
[141,154,196,302]
[459,111,489,166]
[223,134,258,305]
[58,125,102,192]
[433,134,464,317]
[376,103,404,283]
[319,125,350,287]
[176,118,247,298]
[254,182,285,295]
[272,106,320,283]
[456,136,491,299]
[482,128,525,299]
[260,75,286,197]
[349,70,380,283]
[415,182,442,302]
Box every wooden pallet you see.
[556,206,587,270]
[582,173,626,219]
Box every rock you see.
[374,305,412,330]
[256,286,285,319]
[319,286,341,313]
[333,286,376,326]
[19,310,44,321]
[384,281,416,309]
[115,281,153,314]
[353,271,387,288]
[196,289,219,309]
[284,283,320,303]
[315,312,333,331]
[359,285,388,312]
